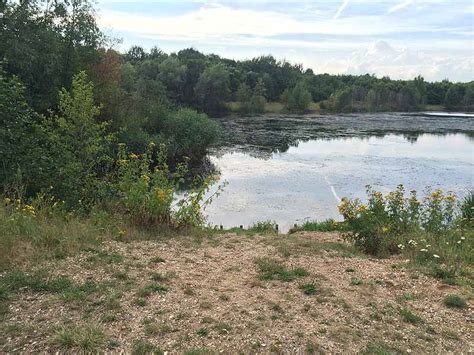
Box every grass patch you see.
[196,327,209,337]
[360,341,399,354]
[350,277,363,286]
[300,283,317,295]
[399,307,422,324]
[397,293,416,302]
[255,258,309,282]
[131,339,164,355]
[443,294,467,309]
[136,283,168,298]
[55,324,107,350]
[291,219,345,233]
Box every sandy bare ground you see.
[1,231,472,353]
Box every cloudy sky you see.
[97,0,474,82]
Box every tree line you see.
[1,0,473,208]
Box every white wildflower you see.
[433,254,440,258]
[420,249,428,252]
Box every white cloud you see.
[340,41,473,81]
[387,0,414,14]
[96,1,474,81]
[333,0,349,19]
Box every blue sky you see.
[97,0,474,82]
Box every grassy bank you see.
[1,186,472,352]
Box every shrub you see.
[116,143,218,229]
[339,185,469,256]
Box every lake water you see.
[204,113,474,232]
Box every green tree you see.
[282,81,312,112]
[444,85,464,110]
[158,56,186,103]
[194,64,230,115]
[250,78,267,113]
[0,68,43,193]
[41,71,114,207]
[236,83,252,114]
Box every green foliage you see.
[237,78,267,114]
[443,294,467,309]
[132,340,164,355]
[161,108,220,164]
[194,63,230,115]
[0,68,43,193]
[55,324,107,350]
[399,307,422,324]
[0,0,103,112]
[339,186,473,281]
[282,81,312,112]
[116,143,217,229]
[0,197,105,271]
[291,218,345,232]
[40,71,114,207]
[300,283,317,295]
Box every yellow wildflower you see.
[4,197,11,205]
[142,174,150,183]
[129,153,139,160]
[155,189,168,202]
[381,226,389,233]
[356,204,368,213]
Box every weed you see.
[443,294,467,309]
[150,256,165,263]
[397,293,416,302]
[345,267,355,273]
[442,330,460,340]
[183,285,195,296]
[136,283,168,298]
[55,324,107,350]
[197,327,209,337]
[131,339,164,355]
[360,341,399,354]
[134,298,147,307]
[399,307,422,324]
[350,277,363,286]
[300,283,317,295]
[255,258,309,282]
[101,313,117,323]
[213,322,231,334]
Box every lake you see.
[205,113,474,232]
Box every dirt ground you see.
[1,231,472,353]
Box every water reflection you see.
[206,116,474,232]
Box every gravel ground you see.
[1,231,472,353]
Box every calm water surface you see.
[205,113,474,231]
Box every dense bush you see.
[339,186,473,278]
[160,108,220,165]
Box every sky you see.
[97,0,474,82]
